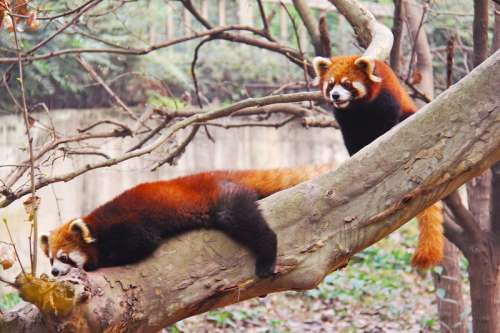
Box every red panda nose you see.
[51,268,60,276]
[331,92,340,100]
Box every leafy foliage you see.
[0,292,20,311]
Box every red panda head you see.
[313,55,383,109]
[40,218,98,276]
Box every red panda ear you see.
[354,57,382,83]
[70,219,96,244]
[312,57,332,79]
[40,234,49,257]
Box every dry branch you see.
[292,0,322,55]
[2,48,500,333]
[0,92,323,208]
[328,0,393,59]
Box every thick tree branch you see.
[2,49,500,333]
[328,0,393,59]
[443,192,481,242]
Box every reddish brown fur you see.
[316,55,443,269]
[44,222,98,269]
[318,55,416,114]
[43,163,333,274]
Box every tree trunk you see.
[403,5,465,330]
[433,232,467,333]
[465,3,498,332]
[493,3,500,54]
[1,49,500,333]
[473,0,489,67]
[466,244,500,333]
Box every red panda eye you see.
[59,255,69,263]
[342,81,352,89]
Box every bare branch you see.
[10,11,39,275]
[151,125,200,171]
[291,0,322,55]
[318,15,332,58]
[0,92,323,208]
[77,120,132,134]
[256,0,271,35]
[0,25,277,64]
[4,49,500,332]
[328,0,393,60]
[442,209,466,252]
[75,56,139,121]
[405,1,430,83]
[443,191,481,242]
[389,0,403,72]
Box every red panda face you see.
[312,55,382,109]
[40,218,97,276]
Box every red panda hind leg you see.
[411,202,444,270]
[214,181,277,278]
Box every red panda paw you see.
[255,258,276,278]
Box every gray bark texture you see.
[1,50,500,333]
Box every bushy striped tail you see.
[227,162,335,198]
[411,202,444,270]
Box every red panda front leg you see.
[214,181,277,278]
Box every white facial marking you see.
[322,78,335,98]
[340,77,349,84]
[352,81,367,98]
[69,251,87,268]
[52,258,71,275]
[329,85,352,109]
[56,249,63,258]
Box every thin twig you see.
[406,1,429,82]
[10,11,39,275]
[151,125,200,171]
[75,55,141,122]
[0,92,323,208]
[2,218,26,276]
[78,119,132,134]
[279,2,312,107]
[256,0,270,35]
[191,38,212,109]
[446,34,456,88]
[0,275,17,288]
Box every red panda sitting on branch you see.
[40,164,331,278]
[312,55,443,269]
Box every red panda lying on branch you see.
[313,55,444,269]
[40,164,331,278]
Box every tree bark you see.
[433,230,467,333]
[2,49,500,333]
[466,245,500,333]
[463,3,500,332]
[404,3,466,329]
[390,0,403,73]
[327,0,393,60]
[403,0,434,105]
[493,3,500,54]
[292,0,323,56]
[473,0,489,67]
